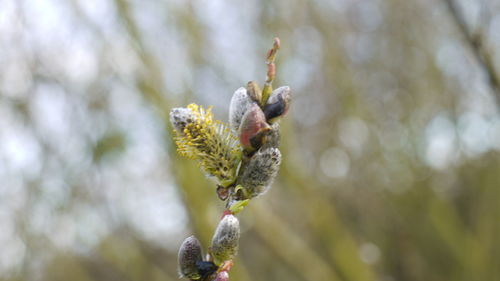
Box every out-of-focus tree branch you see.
[251,202,343,281]
[443,0,500,107]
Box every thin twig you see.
[443,0,500,107]
[261,38,281,106]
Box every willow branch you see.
[443,0,500,107]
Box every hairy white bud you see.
[178,235,203,279]
[229,87,252,132]
[211,215,240,265]
[238,147,281,198]
[170,107,196,134]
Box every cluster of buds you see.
[172,38,290,280]
[178,215,240,281]
[229,83,290,199]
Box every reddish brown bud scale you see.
[266,49,273,60]
[215,271,229,281]
[266,37,281,64]
[216,185,230,201]
[219,260,234,272]
[267,63,276,82]
[238,103,271,151]
[221,209,233,219]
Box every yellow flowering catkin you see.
[171,104,241,187]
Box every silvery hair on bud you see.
[211,215,240,265]
[238,147,281,198]
[229,87,252,132]
[267,86,291,105]
[170,107,195,134]
[261,123,280,150]
[178,235,203,279]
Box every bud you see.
[246,81,262,103]
[229,87,252,132]
[238,103,271,152]
[261,123,280,150]
[210,215,240,265]
[178,235,203,279]
[216,185,230,201]
[263,86,291,123]
[215,271,230,281]
[237,147,281,198]
[170,107,196,134]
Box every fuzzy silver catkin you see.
[238,147,281,198]
[178,235,203,279]
[170,107,196,134]
[229,87,252,132]
[211,215,240,265]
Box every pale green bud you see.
[246,81,262,103]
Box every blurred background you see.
[1,0,500,280]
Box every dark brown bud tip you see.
[264,86,291,123]
[216,185,230,201]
